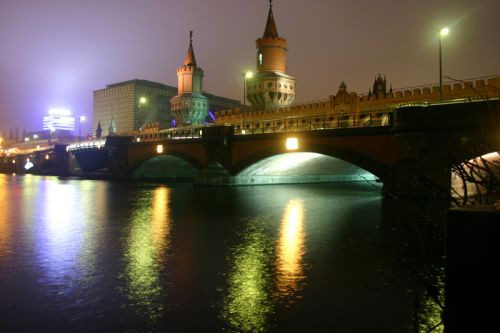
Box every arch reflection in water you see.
[276,199,306,299]
[222,217,273,332]
[124,186,171,320]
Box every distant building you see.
[246,1,296,111]
[43,108,76,131]
[93,46,241,134]
[370,74,392,98]
[93,79,178,135]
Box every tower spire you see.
[184,30,197,66]
[263,0,278,38]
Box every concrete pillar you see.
[106,136,133,176]
[194,126,234,185]
[444,208,500,332]
[383,132,452,198]
[53,144,70,176]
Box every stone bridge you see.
[67,99,499,197]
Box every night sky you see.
[1,0,499,135]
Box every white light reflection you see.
[38,179,83,295]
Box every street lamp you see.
[243,71,253,112]
[48,128,55,147]
[242,71,253,134]
[439,27,449,101]
[79,116,86,142]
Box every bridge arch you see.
[131,153,200,180]
[451,151,500,204]
[229,144,390,181]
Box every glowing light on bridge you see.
[286,137,299,150]
[24,161,34,170]
[156,144,164,154]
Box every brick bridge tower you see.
[247,0,296,111]
[170,31,208,126]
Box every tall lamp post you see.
[439,27,449,101]
[79,116,86,142]
[243,71,253,112]
[242,71,253,134]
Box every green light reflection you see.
[222,217,274,332]
[124,186,171,320]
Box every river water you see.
[0,174,424,332]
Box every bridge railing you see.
[233,113,391,135]
[67,139,106,151]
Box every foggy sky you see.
[1,0,499,135]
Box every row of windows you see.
[172,101,207,108]
[248,81,294,91]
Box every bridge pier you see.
[106,136,134,177]
[194,125,234,185]
[52,144,71,176]
[382,132,452,198]
[382,102,498,198]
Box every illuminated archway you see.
[234,152,378,185]
[451,151,500,204]
[132,155,198,180]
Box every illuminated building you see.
[170,31,209,126]
[93,79,240,135]
[43,108,75,131]
[93,79,178,135]
[246,1,296,111]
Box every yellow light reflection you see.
[222,217,273,332]
[0,175,11,257]
[276,199,306,299]
[125,186,171,319]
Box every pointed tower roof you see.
[263,0,278,38]
[184,31,197,66]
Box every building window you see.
[258,52,263,66]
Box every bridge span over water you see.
[2,100,498,197]
[67,100,499,197]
